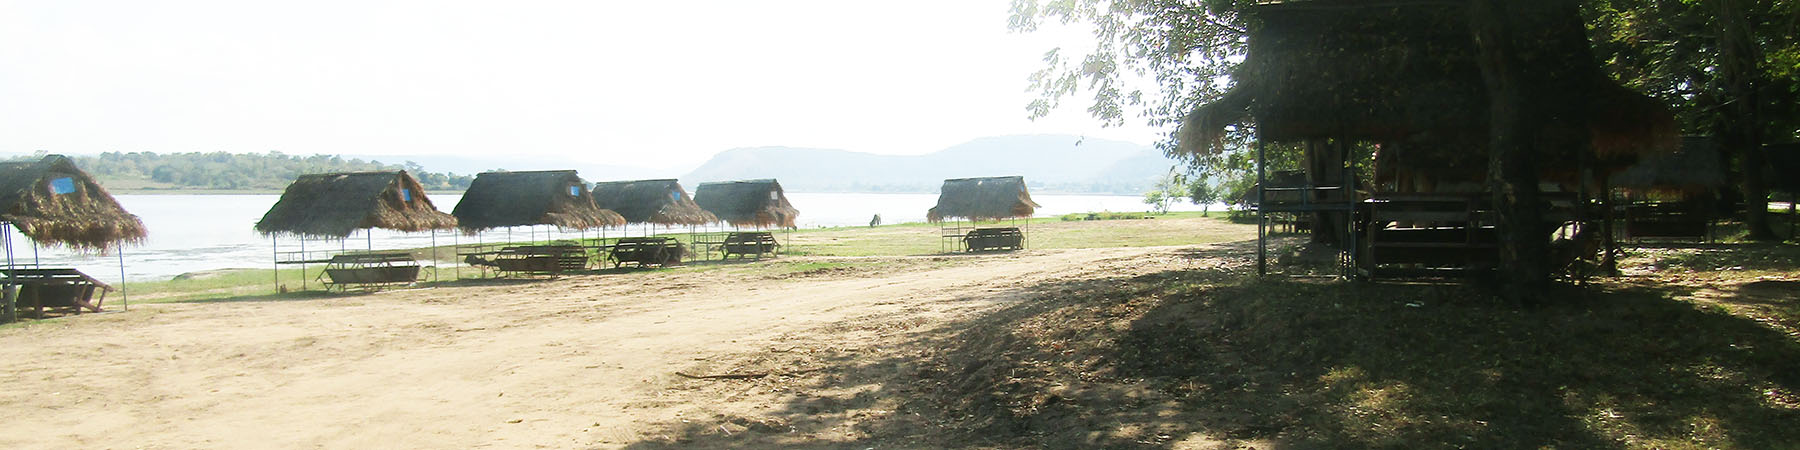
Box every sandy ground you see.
[0,228,1234,449]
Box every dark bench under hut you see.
[608,237,686,268]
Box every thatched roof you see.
[0,155,146,251]
[1766,143,1800,193]
[928,176,1040,222]
[693,179,800,228]
[1610,137,1726,193]
[1179,0,1677,171]
[256,171,457,238]
[591,179,717,226]
[452,170,625,233]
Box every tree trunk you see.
[1717,0,1778,240]
[1306,139,1345,246]
[1470,0,1593,302]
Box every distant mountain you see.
[347,153,684,181]
[680,135,1181,194]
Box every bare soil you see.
[0,217,1247,449]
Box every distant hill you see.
[681,135,1182,194]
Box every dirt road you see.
[0,240,1228,449]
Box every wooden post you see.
[2,225,13,324]
[1257,137,1268,277]
[1601,177,1619,276]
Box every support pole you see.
[1601,177,1619,276]
[3,224,15,324]
[1257,137,1268,277]
[273,236,279,293]
[117,247,128,312]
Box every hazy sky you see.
[0,0,1164,169]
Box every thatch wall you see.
[591,179,717,226]
[1610,137,1726,194]
[693,179,800,228]
[452,170,625,233]
[928,176,1040,222]
[0,155,146,251]
[256,171,457,238]
[1179,0,1677,172]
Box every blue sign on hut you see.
[928,176,1039,253]
[256,171,456,290]
[0,155,147,320]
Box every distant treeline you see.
[12,151,475,191]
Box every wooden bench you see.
[1623,201,1711,242]
[5,268,114,318]
[493,245,589,274]
[608,237,685,268]
[964,227,1023,252]
[321,253,421,289]
[721,232,779,259]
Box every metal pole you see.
[300,238,307,291]
[117,247,127,312]
[272,236,279,293]
[3,223,14,323]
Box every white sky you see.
[0,0,1165,169]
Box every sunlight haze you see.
[0,0,1160,169]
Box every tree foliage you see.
[13,151,475,191]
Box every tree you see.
[1586,0,1800,240]
[1184,169,1219,216]
[1142,169,1185,214]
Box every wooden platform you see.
[964,227,1023,252]
[1622,201,1711,242]
[492,245,590,275]
[721,232,779,259]
[1362,194,1498,279]
[609,237,685,268]
[321,253,421,290]
[4,268,113,318]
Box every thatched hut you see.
[1610,137,1727,195]
[927,176,1039,223]
[693,179,799,228]
[590,179,716,226]
[1179,0,1677,174]
[452,170,625,233]
[0,155,146,251]
[256,171,457,238]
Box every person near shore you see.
[869,214,881,228]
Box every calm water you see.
[7,193,1211,282]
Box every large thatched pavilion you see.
[452,170,624,233]
[693,179,799,229]
[928,176,1039,253]
[1179,0,1678,279]
[0,155,146,319]
[257,171,456,290]
[591,179,716,227]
